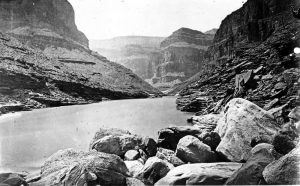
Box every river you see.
[0,97,192,172]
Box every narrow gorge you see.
[0,0,299,185]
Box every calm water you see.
[0,97,192,172]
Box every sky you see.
[69,0,245,40]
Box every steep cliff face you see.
[207,0,298,60]
[151,28,214,89]
[0,0,88,48]
[173,0,300,119]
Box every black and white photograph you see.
[0,0,299,185]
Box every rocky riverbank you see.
[172,0,300,122]
[2,98,299,185]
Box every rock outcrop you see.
[215,98,279,162]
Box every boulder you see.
[124,150,140,161]
[90,132,144,157]
[36,148,129,185]
[155,162,242,185]
[189,113,221,131]
[215,98,279,162]
[143,137,157,156]
[272,133,296,155]
[138,149,148,164]
[0,173,27,186]
[89,128,132,149]
[90,128,156,157]
[126,177,146,186]
[226,143,278,185]
[175,135,216,163]
[156,148,184,167]
[198,131,221,150]
[157,126,203,151]
[136,157,174,185]
[125,160,144,177]
[288,106,300,122]
[263,143,300,185]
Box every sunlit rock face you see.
[150,28,215,89]
[0,0,88,48]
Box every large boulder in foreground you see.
[215,98,279,162]
[155,162,242,185]
[226,143,278,185]
[135,157,174,185]
[263,143,300,185]
[36,148,129,185]
[175,135,215,163]
[157,126,203,151]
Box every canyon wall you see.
[173,0,299,118]
[0,0,88,48]
[207,0,298,60]
[151,28,215,90]
[0,0,162,113]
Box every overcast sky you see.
[69,0,245,40]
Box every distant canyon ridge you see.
[90,28,217,91]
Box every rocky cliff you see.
[173,0,299,123]
[0,0,88,48]
[207,0,298,60]
[0,0,162,114]
[150,28,214,90]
